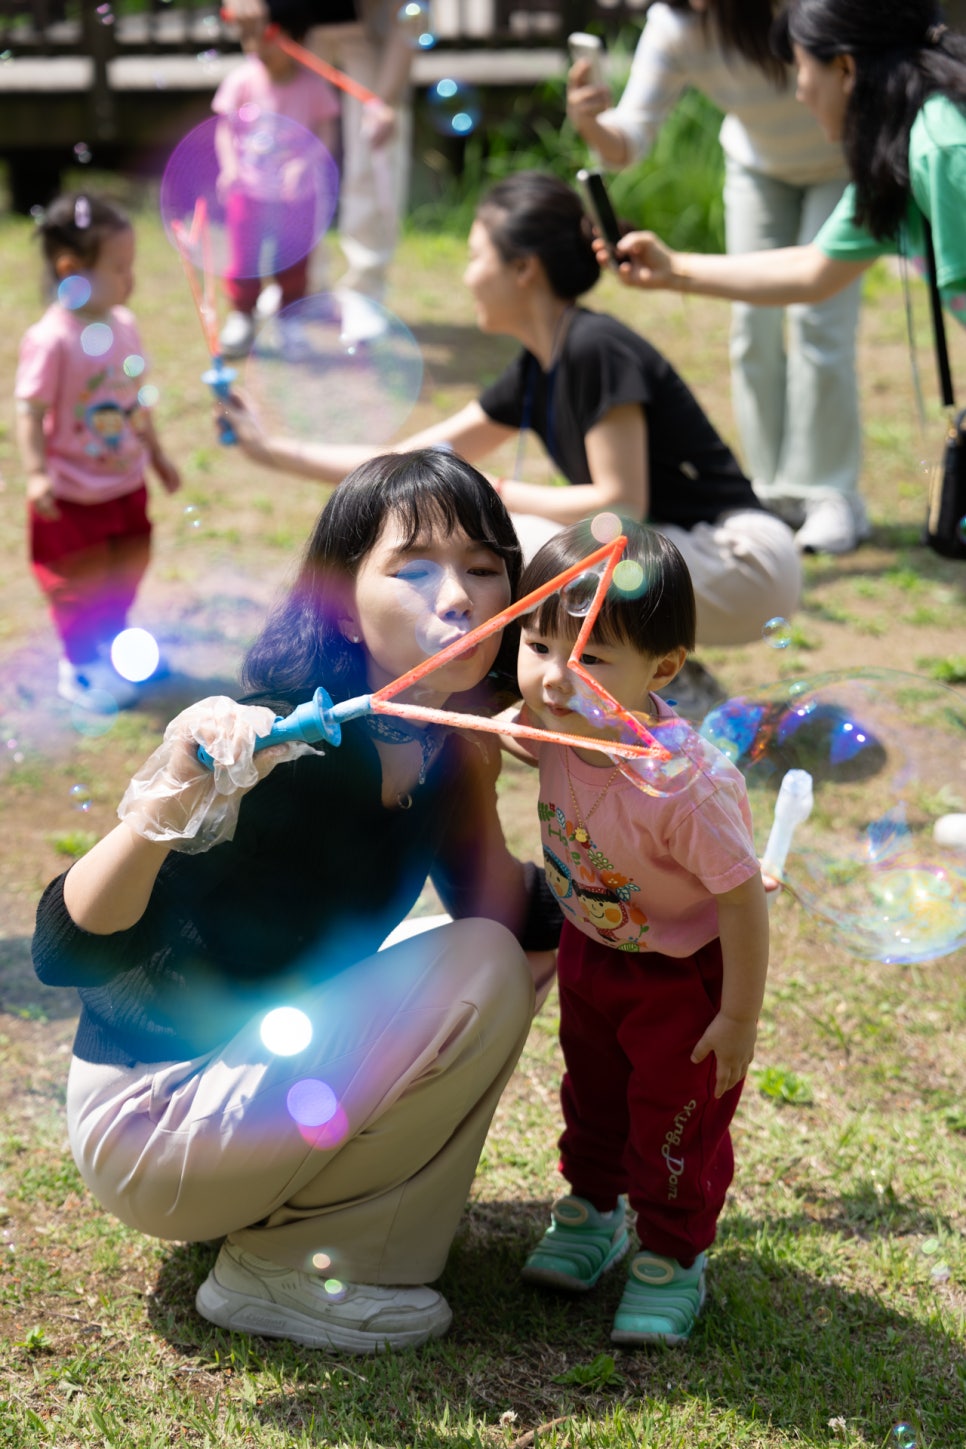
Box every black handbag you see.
[923,219,966,559]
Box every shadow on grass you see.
[144,1201,964,1444]
[0,934,79,1020]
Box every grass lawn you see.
[0,177,965,1448]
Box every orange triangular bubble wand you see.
[199,535,673,768]
[169,197,238,445]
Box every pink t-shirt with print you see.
[213,55,339,140]
[530,695,760,957]
[15,303,149,505]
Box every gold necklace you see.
[565,750,621,846]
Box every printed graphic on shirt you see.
[539,797,650,951]
[75,367,140,467]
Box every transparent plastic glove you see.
[117,696,312,853]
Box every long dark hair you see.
[665,0,787,85]
[475,172,601,302]
[773,0,966,238]
[242,448,523,707]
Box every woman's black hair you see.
[242,447,523,707]
[518,520,696,658]
[665,0,787,85]
[34,192,130,292]
[475,172,601,302]
[773,0,966,238]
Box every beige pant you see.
[66,919,533,1285]
[511,508,802,649]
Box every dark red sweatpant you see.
[30,486,151,664]
[556,920,744,1267]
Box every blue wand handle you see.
[202,357,238,446]
[197,687,372,769]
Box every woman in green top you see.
[606,0,966,325]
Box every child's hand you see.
[27,471,60,521]
[217,391,274,464]
[691,1011,758,1099]
[361,98,396,148]
[153,452,182,495]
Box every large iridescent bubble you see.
[701,669,966,963]
[244,292,424,446]
[160,112,338,279]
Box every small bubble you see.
[323,1278,347,1301]
[957,515,966,545]
[110,627,159,683]
[69,783,92,812]
[311,1251,331,1271]
[123,353,145,377]
[286,1078,338,1128]
[762,616,792,650]
[137,384,160,408]
[920,1237,940,1255]
[893,1425,917,1449]
[58,275,92,311]
[930,1261,951,1283]
[73,142,93,165]
[427,77,481,137]
[0,50,14,63]
[182,504,203,530]
[81,322,113,358]
[562,571,602,618]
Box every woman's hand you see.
[117,696,303,854]
[594,230,678,289]
[566,58,611,128]
[217,391,276,466]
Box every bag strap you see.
[923,217,956,408]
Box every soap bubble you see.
[245,292,423,448]
[958,515,966,545]
[893,1425,917,1449]
[762,616,792,649]
[427,78,481,136]
[701,668,966,963]
[398,0,435,47]
[70,696,118,736]
[137,384,160,408]
[562,571,603,618]
[69,784,92,812]
[260,1005,312,1056]
[81,323,113,358]
[73,142,93,165]
[123,353,145,377]
[160,113,338,280]
[182,504,203,530]
[58,275,92,311]
[110,627,160,683]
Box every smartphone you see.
[577,168,622,264]
[568,31,605,88]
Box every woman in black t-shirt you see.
[229,172,801,652]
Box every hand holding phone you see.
[577,168,622,266]
[568,31,605,88]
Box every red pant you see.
[223,189,312,314]
[556,920,744,1266]
[30,486,151,664]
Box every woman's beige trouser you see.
[66,918,533,1285]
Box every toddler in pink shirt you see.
[512,520,769,1346]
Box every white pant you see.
[309,22,411,301]
[723,158,863,506]
[512,508,802,648]
[66,919,533,1285]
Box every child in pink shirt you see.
[15,193,181,711]
[513,521,769,1346]
[213,0,339,358]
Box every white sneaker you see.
[195,1241,453,1354]
[795,495,871,555]
[338,290,389,345]
[57,658,138,711]
[219,310,256,359]
[255,282,282,320]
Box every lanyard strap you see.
[923,217,956,408]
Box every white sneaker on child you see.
[795,495,871,555]
[195,1241,452,1354]
[58,658,138,711]
[219,310,256,359]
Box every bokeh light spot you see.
[81,323,113,358]
[110,627,160,683]
[260,1005,312,1056]
[58,275,92,311]
[69,783,92,812]
[286,1078,338,1128]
